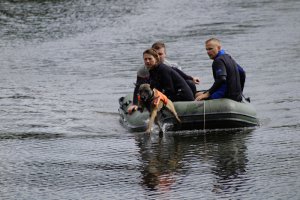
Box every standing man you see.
[195,38,245,102]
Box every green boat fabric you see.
[119,93,258,132]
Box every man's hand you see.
[127,105,138,114]
[192,77,200,84]
[195,92,210,101]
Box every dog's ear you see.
[138,87,142,94]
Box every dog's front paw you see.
[145,129,151,135]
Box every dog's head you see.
[138,84,153,102]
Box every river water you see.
[0,0,299,199]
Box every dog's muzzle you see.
[140,95,147,101]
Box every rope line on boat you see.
[203,100,206,130]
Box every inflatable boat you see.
[118,93,258,132]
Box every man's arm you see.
[208,59,227,95]
[171,67,193,80]
[237,64,246,91]
[208,76,226,95]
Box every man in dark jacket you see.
[195,38,245,102]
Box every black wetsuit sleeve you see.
[208,76,226,94]
[208,59,227,94]
[171,67,193,80]
[237,64,246,91]
[132,82,139,105]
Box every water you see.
[0,0,299,199]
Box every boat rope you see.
[203,100,205,130]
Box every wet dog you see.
[138,84,181,135]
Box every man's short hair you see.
[205,38,221,45]
[151,41,166,50]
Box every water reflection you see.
[207,131,249,194]
[135,134,183,192]
[135,129,252,194]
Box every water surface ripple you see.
[0,0,299,199]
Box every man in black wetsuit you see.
[195,38,245,102]
[144,48,195,101]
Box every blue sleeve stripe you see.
[210,83,227,99]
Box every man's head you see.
[205,38,222,60]
[152,41,167,62]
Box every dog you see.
[138,84,181,135]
